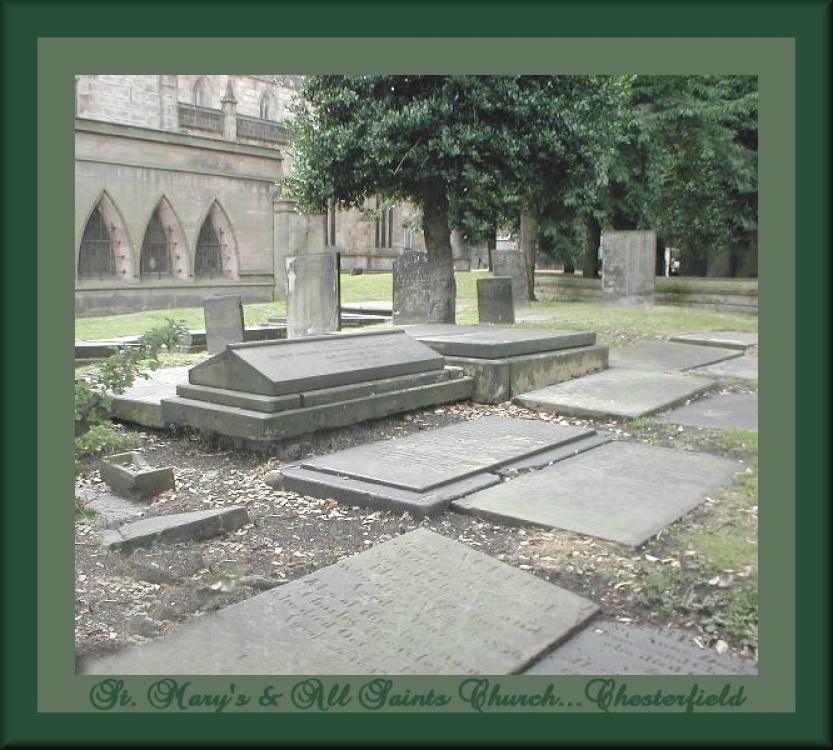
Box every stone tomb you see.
[203,295,245,355]
[452,442,740,547]
[402,324,608,404]
[81,528,599,675]
[160,329,473,443]
[271,416,611,516]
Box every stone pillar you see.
[477,277,515,324]
[221,79,237,141]
[492,249,530,309]
[392,250,431,324]
[601,230,656,306]
[158,75,179,131]
[285,253,339,338]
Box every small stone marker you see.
[81,528,599,675]
[492,249,530,308]
[601,230,656,306]
[524,619,758,675]
[477,276,515,324]
[98,452,175,500]
[392,250,431,324]
[285,253,339,338]
[609,340,742,372]
[101,506,250,552]
[515,369,716,419]
[203,295,244,355]
[273,416,607,515]
[451,442,740,547]
[658,392,758,432]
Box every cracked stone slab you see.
[515,369,715,419]
[451,442,740,547]
[80,528,599,675]
[690,356,758,382]
[524,619,758,675]
[609,341,741,372]
[101,506,250,552]
[669,331,758,351]
[658,393,758,432]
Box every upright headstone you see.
[492,249,530,308]
[601,230,656,306]
[392,250,431,324]
[477,276,515,324]
[285,253,339,338]
[203,295,244,355]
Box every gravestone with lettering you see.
[492,249,530,308]
[477,277,515,324]
[392,250,431,324]
[203,295,244,355]
[285,252,339,338]
[601,230,656,306]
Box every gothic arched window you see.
[193,76,210,107]
[78,204,116,279]
[195,218,226,277]
[140,212,172,277]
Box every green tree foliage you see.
[286,75,628,318]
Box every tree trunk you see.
[583,216,602,278]
[421,181,457,323]
[487,228,496,272]
[519,210,538,301]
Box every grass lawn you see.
[76,270,757,344]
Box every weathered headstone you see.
[203,295,244,355]
[392,250,431,324]
[601,230,656,306]
[492,249,530,308]
[477,277,515,324]
[285,252,339,338]
[80,528,599,675]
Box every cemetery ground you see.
[74,273,758,671]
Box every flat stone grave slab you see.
[670,331,758,351]
[609,341,741,372]
[189,329,444,397]
[658,393,758,432]
[402,324,595,358]
[111,366,190,427]
[451,442,740,547]
[81,528,599,675]
[75,488,146,528]
[100,506,250,553]
[339,301,393,317]
[515,369,715,419]
[273,416,608,515]
[690,355,758,382]
[524,619,758,675]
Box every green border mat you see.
[1,0,827,744]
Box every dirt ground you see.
[74,385,758,673]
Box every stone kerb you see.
[477,276,515,324]
[601,230,656,306]
[203,295,245,355]
[392,250,431,324]
[285,253,339,338]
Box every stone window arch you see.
[140,211,172,277]
[193,76,211,107]
[78,203,116,279]
[259,91,278,120]
[195,201,238,279]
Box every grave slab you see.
[101,506,250,553]
[669,331,758,351]
[690,355,758,382]
[203,295,244,355]
[404,325,595,358]
[609,341,741,372]
[81,529,599,675]
[285,253,339,338]
[658,393,758,432]
[524,619,758,675]
[188,329,444,397]
[451,442,740,547]
[601,230,656,306]
[392,250,431,324]
[515,369,715,419]
[110,366,190,428]
[492,249,530,307]
[297,416,596,493]
[477,276,515,324]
